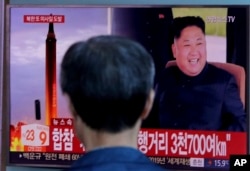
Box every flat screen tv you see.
[4,5,249,170]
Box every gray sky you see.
[10,7,108,125]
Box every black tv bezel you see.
[2,4,250,170]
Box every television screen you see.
[7,5,248,170]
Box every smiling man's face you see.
[172,25,207,76]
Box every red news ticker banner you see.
[19,118,246,160]
[138,129,246,159]
[47,118,84,153]
[23,15,65,23]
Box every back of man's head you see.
[60,35,155,133]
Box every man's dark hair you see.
[171,16,205,43]
[60,35,155,133]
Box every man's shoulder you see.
[161,65,180,78]
[65,167,167,171]
[207,63,233,76]
[164,65,179,72]
[64,147,169,171]
[65,161,167,171]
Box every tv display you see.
[6,5,248,170]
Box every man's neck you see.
[82,121,141,152]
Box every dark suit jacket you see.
[143,63,246,131]
[65,146,168,171]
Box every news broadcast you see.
[7,6,248,170]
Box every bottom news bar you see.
[9,152,234,170]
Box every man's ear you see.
[171,43,177,59]
[141,89,155,120]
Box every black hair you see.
[60,35,155,133]
[171,16,205,43]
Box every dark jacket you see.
[64,146,168,171]
[143,63,246,131]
